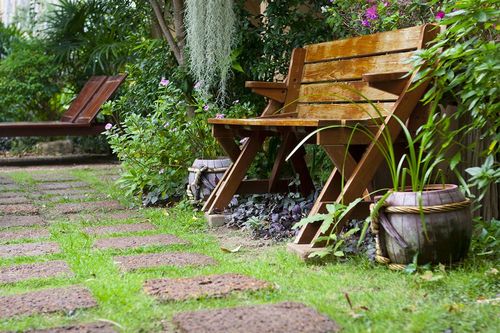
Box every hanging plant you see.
[185,0,236,100]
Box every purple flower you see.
[203,104,209,111]
[233,99,240,104]
[215,113,225,119]
[159,168,165,174]
[163,122,170,128]
[436,11,445,20]
[194,82,202,90]
[159,77,170,86]
[366,5,378,20]
[361,19,370,27]
[104,123,113,130]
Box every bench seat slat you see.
[296,102,394,119]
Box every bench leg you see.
[203,132,266,214]
[268,133,314,196]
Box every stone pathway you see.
[0,167,338,332]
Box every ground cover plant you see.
[0,165,498,332]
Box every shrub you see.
[106,79,255,204]
[0,39,62,122]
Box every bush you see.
[106,79,255,204]
[0,39,62,122]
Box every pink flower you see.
[215,113,225,119]
[194,82,202,89]
[436,11,445,20]
[233,99,240,104]
[159,168,165,174]
[104,123,113,130]
[159,77,170,86]
[366,5,378,20]
[361,19,370,27]
[203,105,209,111]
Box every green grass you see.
[0,167,498,332]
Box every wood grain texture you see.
[304,25,422,62]
[302,52,414,83]
[60,76,107,123]
[299,81,397,103]
[296,102,394,120]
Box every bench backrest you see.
[283,25,436,120]
[60,75,126,124]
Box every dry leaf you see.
[220,245,242,253]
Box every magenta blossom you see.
[366,5,378,20]
[203,105,209,111]
[104,123,113,130]
[361,19,370,27]
[435,11,445,20]
[215,113,225,119]
[159,78,169,86]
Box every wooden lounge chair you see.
[202,24,440,258]
[0,75,126,137]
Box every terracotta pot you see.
[187,157,231,202]
[377,184,472,264]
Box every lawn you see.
[0,166,498,332]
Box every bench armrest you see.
[362,71,409,83]
[245,81,287,103]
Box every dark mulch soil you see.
[0,204,39,215]
[0,192,25,199]
[0,260,72,284]
[0,286,97,319]
[37,182,90,191]
[20,322,118,333]
[144,273,270,301]
[0,241,60,258]
[0,215,46,228]
[114,252,216,271]
[54,201,125,215]
[31,175,78,183]
[0,228,50,242]
[84,222,156,235]
[94,234,187,250]
[172,302,340,333]
[0,196,30,205]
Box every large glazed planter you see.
[376,184,472,265]
[187,158,231,203]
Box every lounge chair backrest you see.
[59,76,107,123]
[280,26,429,120]
[74,75,127,124]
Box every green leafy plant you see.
[106,79,255,204]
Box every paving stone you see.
[0,241,60,258]
[0,191,25,199]
[21,322,118,333]
[0,261,72,284]
[172,302,340,333]
[47,194,95,202]
[0,177,15,185]
[0,196,30,205]
[84,222,156,236]
[31,175,78,183]
[0,204,39,215]
[95,234,187,250]
[0,286,97,319]
[0,184,20,191]
[0,228,50,242]
[42,189,98,196]
[55,201,125,215]
[144,273,270,301]
[63,211,141,223]
[0,215,46,228]
[37,182,90,191]
[115,252,216,271]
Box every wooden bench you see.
[202,24,440,257]
[0,75,126,137]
